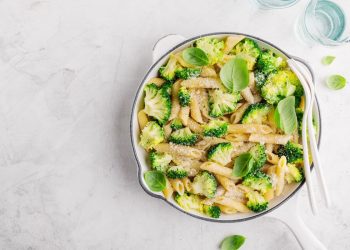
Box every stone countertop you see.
[0,0,349,249]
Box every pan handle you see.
[152,34,186,63]
[267,194,327,250]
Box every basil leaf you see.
[275,96,297,134]
[326,74,347,90]
[220,58,249,92]
[182,47,209,66]
[144,171,166,192]
[221,235,246,250]
[232,153,254,177]
[321,56,335,65]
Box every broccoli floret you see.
[249,144,267,170]
[202,120,228,137]
[207,142,234,166]
[166,166,188,179]
[149,151,172,172]
[246,191,269,213]
[144,83,171,125]
[159,55,180,81]
[209,89,241,118]
[192,171,218,198]
[161,81,173,95]
[178,87,191,107]
[175,68,201,79]
[231,38,261,70]
[175,192,202,211]
[261,70,298,104]
[195,37,224,65]
[202,205,221,218]
[296,108,303,135]
[277,141,303,164]
[139,121,164,150]
[243,171,272,194]
[168,127,197,146]
[285,164,304,183]
[256,49,286,75]
[241,103,271,124]
[254,70,267,91]
[170,118,183,130]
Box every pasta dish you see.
[137,35,306,219]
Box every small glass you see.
[254,0,300,9]
[296,0,350,46]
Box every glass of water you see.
[297,0,350,46]
[254,0,300,9]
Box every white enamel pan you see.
[130,33,326,250]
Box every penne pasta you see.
[241,87,255,104]
[223,35,245,54]
[190,89,204,124]
[225,133,250,142]
[195,137,230,150]
[163,123,172,138]
[266,151,280,164]
[248,133,292,145]
[248,72,258,95]
[217,204,238,214]
[214,196,250,213]
[147,77,165,87]
[181,177,192,192]
[228,124,273,134]
[215,174,236,191]
[231,143,255,158]
[163,178,174,200]
[200,162,237,180]
[181,77,221,89]
[179,106,190,126]
[169,80,182,120]
[187,118,203,133]
[275,156,287,196]
[230,103,250,124]
[137,110,149,130]
[169,179,185,195]
[200,66,217,78]
[154,143,204,159]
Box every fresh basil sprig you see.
[220,58,249,93]
[220,235,246,250]
[144,171,166,192]
[274,96,297,134]
[182,47,209,66]
[232,153,255,177]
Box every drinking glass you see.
[296,0,350,46]
[253,0,300,9]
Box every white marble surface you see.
[0,0,349,249]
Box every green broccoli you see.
[202,205,221,218]
[207,142,234,166]
[254,70,267,91]
[175,192,202,211]
[159,55,180,81]
[231,38,261,69]
[166,166,188,179]
[243,171,272,194]
[277,141,303,164]
[209,89,241,118]
[170,118,183,130]
[168,127,197,146]
[191,171,218,198]
[246,191,269,213]
[195,37,224,65]
[160,81,173,95]
[139,121,164,150]
[256,49,286,75]
[241,103,271,124]
[144,83,171,125]
[249,144,267,171]
[285,164,304,184]
[149,151,172,172]
[178,87,191,107]
[296,108,303,135]
[175,68,201,79]
[261,70,299,104]
[202,120,228,137]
